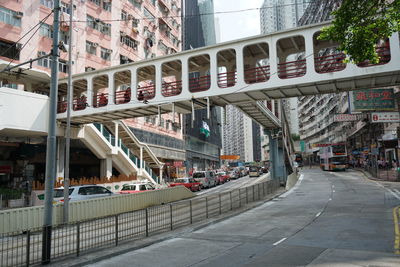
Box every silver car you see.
[53,185,114,202]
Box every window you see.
[128,0,142,9]
[60,2,71,15]
[0,7,22,27]
[86,15,111,36]
[121,10,128,21]
[143,8,155,24]
[86,41,97,55]
[85,66,96,72]
[40,23,53,38]
[120,35,138,49]
[101,47,112,61]
[37,51,68,73]
[89,0,101,6]
[120,54,133,64]
[40,0,53,8]
[102,1,111,12]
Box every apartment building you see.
[0,0,183,186]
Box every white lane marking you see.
[393,188,400,195]
[332,185,335,188]
[315,212,322,217]
[333,190,335,193]
[329,198,332,201]
[273,237,287,246]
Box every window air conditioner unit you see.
[127,14,134,20]
[92,43,98,48]
[121,56,129,61]
[13,12,23,19]
[106,49,112,53]
[94,18,100,23]
[120,32,127,37]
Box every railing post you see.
[115,215,119,246]
[145,208,149,237]
[76,223,80,257]
[219,194,222,215]
[170,204,173,230]
[190,200,193,224]
[230,191,233,210]
[206,197,209,218]
[26,230,31,267]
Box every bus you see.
[319,143,347,171]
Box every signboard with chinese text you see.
[351,88,395,111]
[220,155,240,160]
[333,114,365,122]
[371,112,400,123]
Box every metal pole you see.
[63,0,74,224]
[42,0,60,264]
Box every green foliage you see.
[0,188,24,199]
[319,0,400,63]
[291,134,300,141]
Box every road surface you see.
[84,169,400,267]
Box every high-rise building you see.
[0,0,184,183]
[183,0,222,171]
[260,0,309,34]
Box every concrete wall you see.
[0,87,48,134]
[0,186,194,234]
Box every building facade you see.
[0,0,184,188]
[183,0,222,171]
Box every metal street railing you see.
[0,180,280,266]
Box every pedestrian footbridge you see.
[50,21,400,129]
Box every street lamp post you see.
[42,0,61,264]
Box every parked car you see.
[53,185,114,203]
[169,178,201,192]
[216,171,230,184]
[228,170,240,179]
[192,171,217,188]
[119,182,156,194]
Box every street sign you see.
[371,112,400,123]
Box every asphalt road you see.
[85,168,400,267]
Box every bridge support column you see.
[265,129,285,183]
[140,146,144,172]
[100,156,112,179]
[56,137,65,180]
[114,121,119,148]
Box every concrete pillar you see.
[87,77,93,107]
[100,156,112,179]
[266,130,277,180]
[159,167,163,184]
[108,73,115,106]
[140,146,144,170]
[114,121,119,148]
[56,137,65,180]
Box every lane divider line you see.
[273,237,287,246]
[315,212,322,217]
[388,189,400,201]
[393,206,400,255]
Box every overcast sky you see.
[214,0,264,43]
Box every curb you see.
[48,187,286,267]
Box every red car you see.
[216,172,230,184]
[169,178,201,192]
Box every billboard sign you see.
[371,112,400,123]
[220,155,240,160]
[351,88,395,111]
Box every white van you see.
[192,171,217,188]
